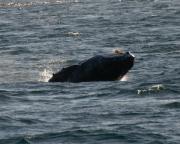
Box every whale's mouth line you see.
[129,51,135,58]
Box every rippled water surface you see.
[0,0,180,144]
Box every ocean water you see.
[0,0,180,143]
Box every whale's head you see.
[99,51,135,80]
[115,51,135,71]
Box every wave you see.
[0,90,12,101]
[161,101,180,109]
[0,127,168,144]
[0,0,79,8]
[0,137,31,144]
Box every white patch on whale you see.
[120,75,128,81]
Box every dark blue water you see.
[0,0,180,144]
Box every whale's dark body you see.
[49,51,134,82]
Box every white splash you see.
[137,84,165,95]
[66,32,80,37]
[0,2,33,8]
[39,68,53,82]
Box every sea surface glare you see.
[0,0,180,144]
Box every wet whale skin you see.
[49,52,134,82]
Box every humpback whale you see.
[49,51,134,82]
